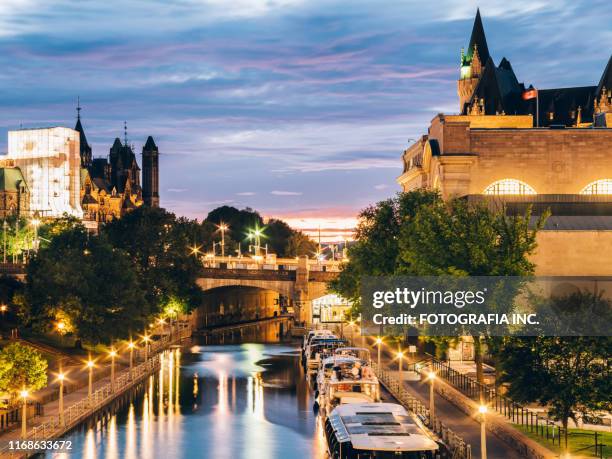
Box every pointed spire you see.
[77,96,81,121]
[467,8,490,65]
[597,54,612,96]
[143,136,157,150]
[123,121,128,147]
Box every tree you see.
[204,206,264,245]
[499,336,611,445]
[103,206,205,317]
[285,231,318,258]
[25,226,148,344]
[399,197,546,384]
[0,343,48,399]
[331,191,439,312]
[266,219,294,256]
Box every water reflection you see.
[51,324,323,458]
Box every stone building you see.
[398,10,612,283]
[76,108,160,224]
[0,105,160,224]
[0,167,29,219]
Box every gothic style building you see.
[397,10,612,278]
[76,110,160,223]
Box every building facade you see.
[0,106,160,224]
[397,10,612,280]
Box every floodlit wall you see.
[7,127,83,218]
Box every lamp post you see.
[20,389,28,439]
[479,405,488,459]
[0,304,7,319]
[218,223,228,257]
[143,335,150,363]
[375,337,383,370]
[109,348,117,392]
[128,341,135,379]
[31,217,40,252]
[58,372,65,426]
[397,350,404,384]
[86,358,94,406]
[428,371,436,422]
[348,320,355,345]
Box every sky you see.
[0,0,610,237]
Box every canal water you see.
[47,322,327,458]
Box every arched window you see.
[483,179,536,195]
[580,179,612,195]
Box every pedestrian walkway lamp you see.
[478,405,488,459]
[86,359,94,406]
[57,372,65,426]
[128,341,135,379]
[218,223,228,257]
[143,335,150,362]
[375,337,383,370]
[20,389,28,439]
[109,349,117,392]
[428,372,436,422]
[397,350,405,384]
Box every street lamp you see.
[397,350,405,383]
[109,349,117,392]
[30,217,41,252]
[143,335,150,363]
[375,337,383,370]
[218,223,228,257]
[128,341,135,379]
[20,388,28,439]
[428,372,436,422]
[86,358,94,406]
[56,321,66,334]
[0,304,7,318]
[478,405,488,459]
[57,372,65,426]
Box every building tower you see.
[457,9,490,112]
[74,98,92,168]
[141,136,159,208]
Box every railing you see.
[28,355,161,441]
[199,267,296,281]
[372,362,472,459]
[425,356,607,457]
[0,321,192,454]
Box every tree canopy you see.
[0,342,47,399]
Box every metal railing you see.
[372,362,472,459]
[0,321,192,454]
[426,356,607,457]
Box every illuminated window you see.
[581,179,612,195]
[483,179,536,195]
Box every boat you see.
[304,337,347,377]
[302,329,336,364]
[324,402,440,459]
[315,353,380,417]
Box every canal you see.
[47,322,327,458]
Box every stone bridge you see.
[196,256,341,323]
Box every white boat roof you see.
[329,403,439,452]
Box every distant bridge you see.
[196,255,342,323]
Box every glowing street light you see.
[127,341,135,379]
[189,245,202,256]
[56,321,66,333]
[217,223,228,257]
[397,350,405,383]
[375,337,383,370]
[109,348,117,392]
[143,335,150,362]
[20,388,28,439]
[478,405,488,459]
[86,358,94,406]
[428,371,437,422]
[57,372,65,426]
[0,304,7,317]
[31,217,41,251]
